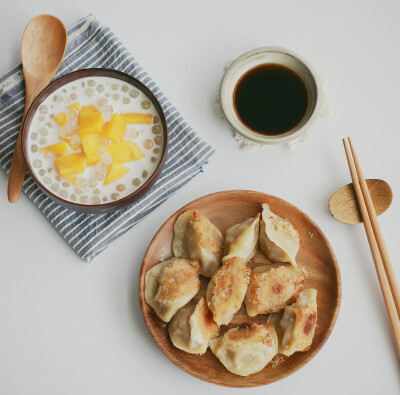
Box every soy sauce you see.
[234,64,309,135]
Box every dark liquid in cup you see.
[234,64,309,135]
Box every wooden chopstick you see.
[348,137,400,318]
[343,138,400,357]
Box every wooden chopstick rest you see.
[329,179,392,224]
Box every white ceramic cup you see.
[219,47,322,145]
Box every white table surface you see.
[1,1,400,394]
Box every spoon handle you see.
[7,95,33,203]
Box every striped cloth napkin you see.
[0,15,214,262]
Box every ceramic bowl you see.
[219,47,321,145]
[21,68,168,214]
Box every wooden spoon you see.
[7,15,67,203]
[329,179,393,224]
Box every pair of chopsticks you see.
[343,137,400,357]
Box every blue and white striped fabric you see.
[0,15,214,262]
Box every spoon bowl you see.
[329,179,393,224]
[8,15,67,203]
[21,15,67,81]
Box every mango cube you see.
[67,102,80,111]
[79,105,103,135]
[54,112,67,126]
[106,141,145,163]
[54,153,86,179]
[127,141,145,161]
[81,134,101,165]
[101,113,126,142]
[104,162,129,185]
[107,141,133,164]
[39,142,68,157]
[121,113,152,124]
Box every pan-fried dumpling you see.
[168,291,219,354]
[245,264,306,317]
[172,210,223,277]
[145,257,201,322]
[222,214,260,263]
[206,256,250,325]
[259,203,300,265]
[268,288,317,356]
[209,323,278,376]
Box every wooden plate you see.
[139,190,341,387]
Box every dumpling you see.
[209,323,278,376]
[268,289,317,356]
[172,210,223,277]
[168,291,219,354]
[222,214,260,263]
[206,256,250,325]
[259,203,300,265]
[245,264,306,317]
[145,257,201,322]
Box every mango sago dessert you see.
[27,76,164,205]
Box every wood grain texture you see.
[139,190,342,387]
[329,179,392,224]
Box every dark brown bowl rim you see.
[21,68,168,213]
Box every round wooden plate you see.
[139,190,341,387]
